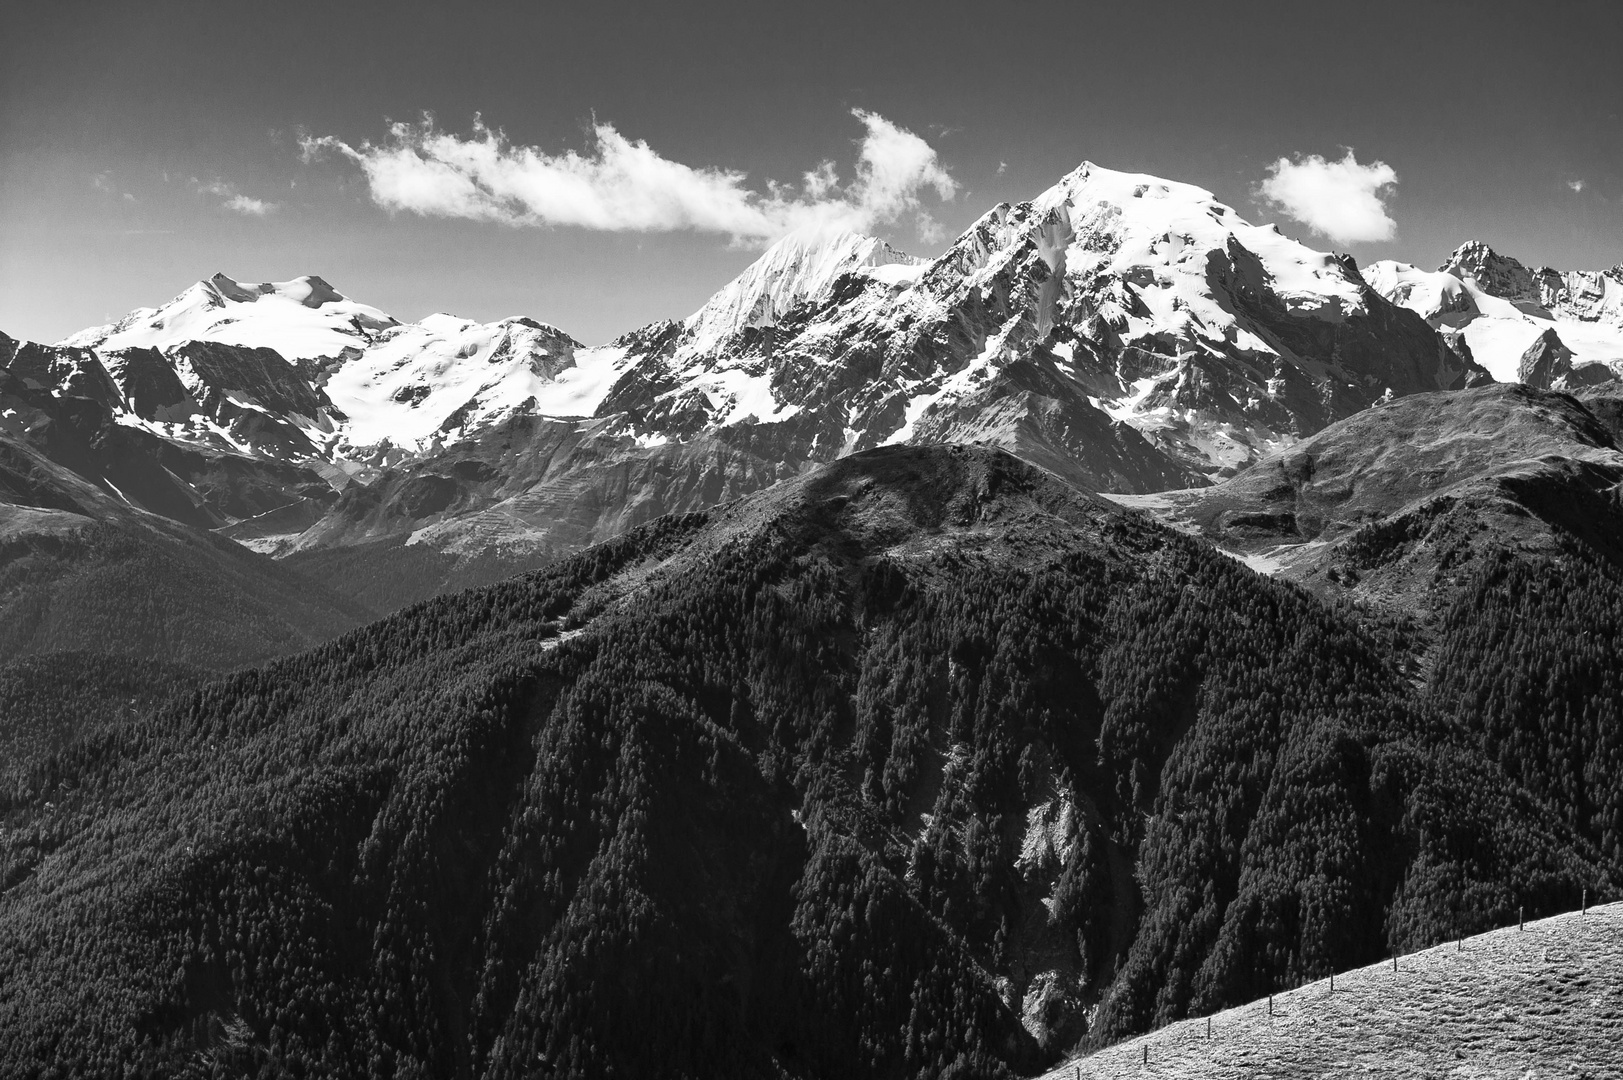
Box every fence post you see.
[1519,906,1524,931]
[1207,1016,1212,1039]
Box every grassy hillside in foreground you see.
[1043,902,1623,1079]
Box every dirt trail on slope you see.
[1040,902,1623,1079]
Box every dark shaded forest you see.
[0,520,373,670]
[0,445,1616,1079]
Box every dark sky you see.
[3,0,1619,344]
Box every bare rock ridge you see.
[1442,240,1623,327]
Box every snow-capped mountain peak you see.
[62,272,399,360]
[6,156,1515,568]
[589,158,1481,478]
[40,273,643,461]
[1033,161,1370,323]
[683,228,923,352]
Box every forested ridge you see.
[0,445,1616,1079]
[0,511,375,670]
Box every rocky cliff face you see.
[1442,240,1623,326]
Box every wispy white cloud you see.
[300,109,956,243]
[1258,150,1397,245]
[192,177,279,216]
[1569,179,1586,193]
[224,194,275,216]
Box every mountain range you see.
[3,157,1622,1077]
[18,160,1620,625]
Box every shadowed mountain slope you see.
[1114,383,1623,618]
[0,430,374,668]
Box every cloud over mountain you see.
[192,178,278,216]
[300,109,956,243]
[1258,150,1397,245]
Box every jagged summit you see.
[1365,241,1623,386]
[684,228,923,351]
[1440,240,1623,324]
[1437,240,1545,302]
